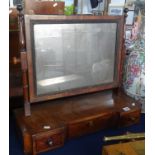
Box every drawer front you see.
[34,129,65,153]
[68,113,118,139]
[119,110,141,127]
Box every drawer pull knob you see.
[47,138,53,146]
[130,117,136,121]
[88,121,94,127]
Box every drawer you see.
[119,110,141,127]
[33,128,65,154]
[68,113,118,139]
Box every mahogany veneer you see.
[14,90,141,155]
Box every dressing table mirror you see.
[14,5,141,155]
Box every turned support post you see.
[120,8,129,87]
[17,4,31,116]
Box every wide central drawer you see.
[67,112,118,139]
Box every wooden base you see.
[14,90,141,155]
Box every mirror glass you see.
[33,23,117,95]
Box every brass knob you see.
[47,138,53,146]
[130,117,136,121]
[12,57,20,65]
[88,121,94,127]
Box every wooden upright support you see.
[120,8,129,87]
[17,4,31,116]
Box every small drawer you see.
[68,113,118,138]
[33,128,65,153]
[119,110,141,127]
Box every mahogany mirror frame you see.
[25,15,124,103]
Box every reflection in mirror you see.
[33,23,117,95]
